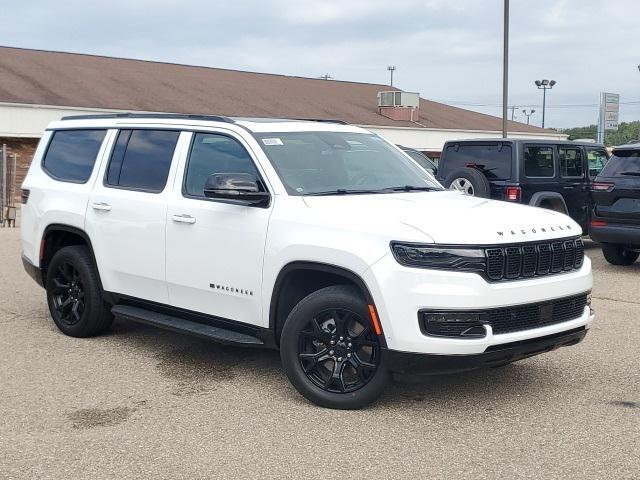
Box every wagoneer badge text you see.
[497,224,573,237]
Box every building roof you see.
[0,46,554,134]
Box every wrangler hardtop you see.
[437,138,609,232]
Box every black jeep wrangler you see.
[589,142,640,265]
[436,139,609,233]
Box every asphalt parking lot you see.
[0,228,638,480]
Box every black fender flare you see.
[268,261,382,344]
[529,192,569,215]
[40,224,102,288]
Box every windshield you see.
[599,149,640,177]
[255,132,442,195]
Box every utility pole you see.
[508,105,518,121]
[318,74,333,80]
[501,0,509,138]
[387,66,396,87]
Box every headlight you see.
[390,242,486,273]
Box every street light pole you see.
[502,0,509,138]
[387,66,396,87]
[522,108,535,125]
[534,79,556,128]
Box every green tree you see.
[562,121,640,146]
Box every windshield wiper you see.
[382,185,440,192]
[619,171,640,176]
[304,188,388,196]
[304,185,439,196]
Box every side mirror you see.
[203,173,270,206]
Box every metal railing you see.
[1,144,18,228]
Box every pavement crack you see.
[592,295,640,306]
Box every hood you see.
[302,191,581,245]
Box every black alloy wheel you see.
[280,285,389,409]
[298,308,381,394]
[45,245,113,337]
[50,261,86,326]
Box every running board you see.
[111,305,264,346]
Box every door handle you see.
[91,202,112,211]
[172,214,196,224]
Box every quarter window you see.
[586,149,608,177]
[524,146,554,178]
[106,129,179,192]
[184,133,260,197]
[559,147,583,177]
[42,129,107,183]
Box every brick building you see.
[0,46,567,203]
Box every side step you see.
[111,305,264,346]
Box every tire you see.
[601,244,639,266]
[444,167,491,198]
[280,285,389,409]
[45,245,114,337]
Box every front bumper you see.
[22,254,44,288]
[589,222,640,247]
[364,253,594,354]
[384,326,588,375]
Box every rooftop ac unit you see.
[377,91,419,108]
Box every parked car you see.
[398,145,437,176]
[436,139,609,233]
[589,142,640,265]
[21,114,594,409]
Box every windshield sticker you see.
[262,138,284,146]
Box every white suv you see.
[21,114,595,409]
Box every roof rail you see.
[294,118,350,125]
[60,113,235,123]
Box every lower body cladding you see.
[365,254,594,373]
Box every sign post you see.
[598,92,619,143]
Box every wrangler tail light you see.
[504,186,521,202]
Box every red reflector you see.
[591,182,614,192]
[505,186,521,202]
[590,220,608,227]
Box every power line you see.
[435,100,640,109]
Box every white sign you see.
[600,92,619,131]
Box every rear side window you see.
[441,143,512,180]
[42,129,107,183]
[524,146,554,178]
[106,129,179,192]
[558,147,583,177]
[184,133,260,197]
[599,150,640,177]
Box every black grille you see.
[485,237,583,282]
[480,293,589,334]
[419,293,589,337]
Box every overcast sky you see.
[1,0,638,129]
